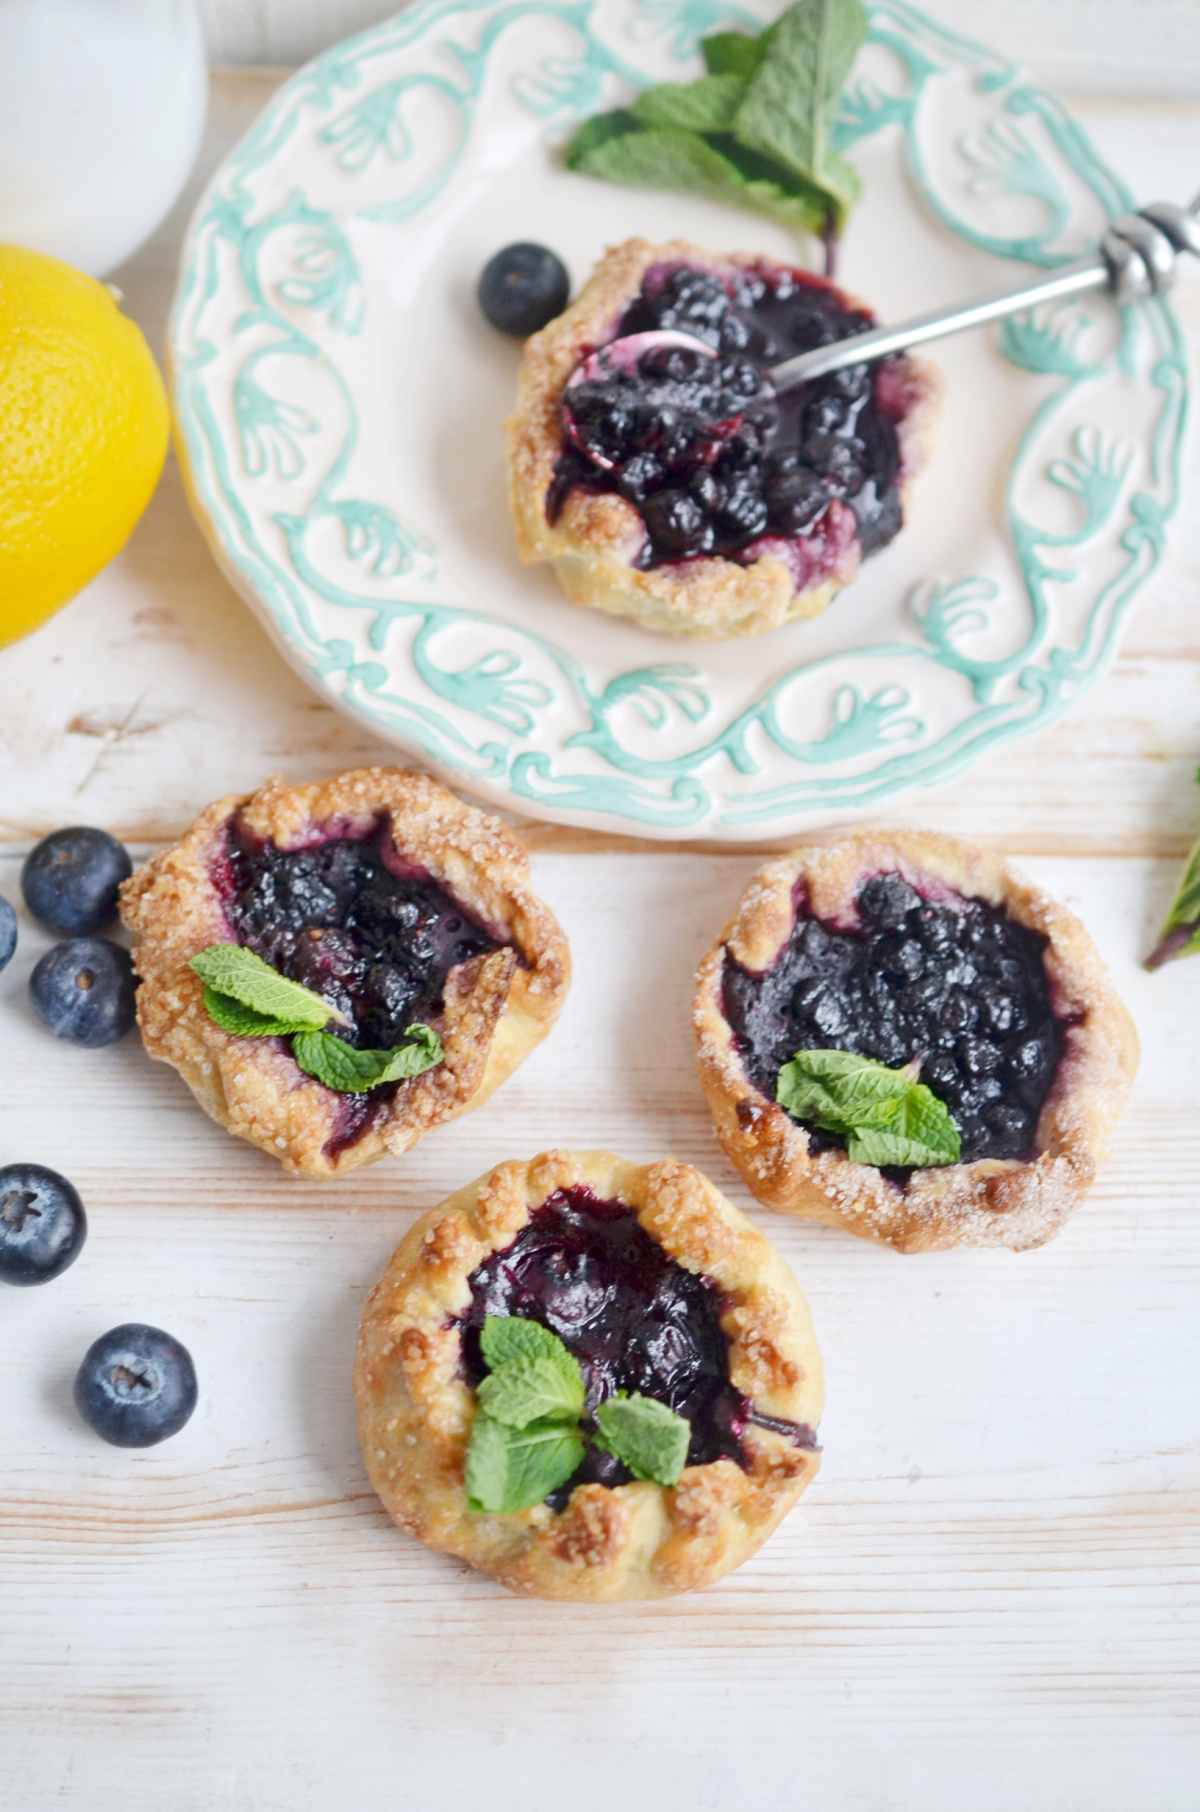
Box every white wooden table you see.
[2,71,1199,1812]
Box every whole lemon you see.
[0,244,169,648]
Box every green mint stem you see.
[1145,923,1194,970]
[822,208,838,279]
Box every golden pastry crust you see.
[354,1150,823,1601]
[693,829,1139,1253]
[119,769,570,1180]
[505,236,941,640]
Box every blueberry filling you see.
[722,872,1066,1166]
[462,1186,816,1508]
[550,261,911,572]
[215,818,503,1051]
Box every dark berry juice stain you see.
[723,873,1065,1165]
[551,260,914,573]
[217,817,501,1046]
[462,1186,815,1508]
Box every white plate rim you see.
[168,0,1189,840]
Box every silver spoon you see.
[569,196,1200,397]
[768,193,1200,389]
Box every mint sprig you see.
[776,1048,961,1167]
[464,1315,692,1515]
[465,1414,586,1518]
[291,1024,443,1094]
[593,1393,691,1488]
[189,943,443,1095]
[191,943,342,1029]
[565,0,868,265]
[1147,816,1200,969]
[477,1353,586,1428]
[201,985,322,1040]
[480,1316,568,1369]
[729,0,864,226]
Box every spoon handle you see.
[768,195,1200,391]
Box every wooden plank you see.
[1,851,1198,1808]
[2,66,1199,1812]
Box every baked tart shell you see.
[119,769,570,1181]
[354,1150,824,1601]
[505,236,942,641]
[693,829,1139,1252]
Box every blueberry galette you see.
[355,1150,823,1601]
[505,237,940,640]
[119,770,570,1179]
[693,831,1138,1252]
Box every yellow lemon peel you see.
[0,244,169,648]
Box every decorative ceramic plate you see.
[170,0,1186,841]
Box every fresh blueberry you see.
[0,894,15,972]
[640,488,713,558]
[0,1164,87,1286]
[688,469,723,512]
[858,873,921,929]
[714,484,769,542]
[718,312,752,353]
[765,466,828,535]
[619,450,664,500]
[30,937,137,1047]
[73,1323,198,1448]
[478,242,570,336]
[21,827,133,935]
[804,432,866,495]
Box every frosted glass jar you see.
[0,0,206,276]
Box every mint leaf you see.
[846,1083,961,1167]
[564,0,867,248]
[593,1394,691,1487]
[631,73,744,134]
[701,29,770,80]
[465,1413,584,1514]
[565,108,640,164]
[777,1049,961,1167]
[190,944,338,1031]
[776,1047,916,1128]
[731,0,866,227]
[480,1315,570,1371]
[192,944,444,1090]
[201,985,319,1039]
[1147,830,1200,968]
[567,126,827,236]
[477,1353,585,1428]
[291,1024,443,1093]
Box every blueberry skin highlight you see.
[0,895,16,972]
[478,242,570,336]
[74,1324,198,1448]
[0,1164,87,1286]
[21,827,133,936]
[30,937,137,1047]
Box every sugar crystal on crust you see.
[693,828,1138,1252]
[119,768,571,1180]
[354,1151,824,1601]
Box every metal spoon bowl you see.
[564,195,1200,401]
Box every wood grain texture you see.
[0,851,1198,1810]
[1,65,1199,1812]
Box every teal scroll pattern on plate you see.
[170,0,1188,837]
